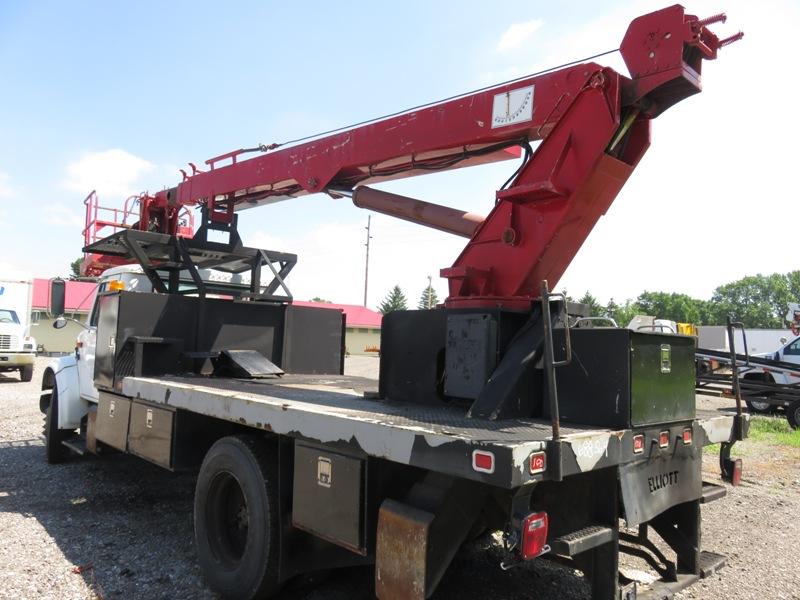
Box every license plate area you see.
[619,444,701,526]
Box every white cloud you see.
[62,149,155,199]
[496,19,544,53]
[552,0,797,303]
[44,204,84,228]
[244,214,461,311]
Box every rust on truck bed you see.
[121,374,743,489]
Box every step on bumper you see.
[628,551,727,599]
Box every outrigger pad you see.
[214,349,284,379]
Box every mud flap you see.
[375,500,434,600]
[619,443,701,527]
[375,476,487,600]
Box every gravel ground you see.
[0,357,798,599]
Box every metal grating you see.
[146,374,597,443]
[114,347,135,385]
[0,335,17,350]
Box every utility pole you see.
[363,215,373,307]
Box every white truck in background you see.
[695,305,800,426]
[0,274,37,382]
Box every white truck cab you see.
[759,336,800,370]
[73,266,154,404]
[738,335,800,415]
[0,274,37,382]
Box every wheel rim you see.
[749,400,770,412]
[206,471,249,566]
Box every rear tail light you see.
[682,428,693,445]
[521,511,549,560]
[730,458,742,486]
[658,431,670,448]
[721,456,743,486]
[472,450,495,474]
[529,451,546,474]
[633,434,645,454]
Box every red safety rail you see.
[81,191,194,276]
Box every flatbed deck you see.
[122,373,742,488]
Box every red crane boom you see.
[91,5,741,308]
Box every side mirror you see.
[53,317,67,329]
[50,278,66,317]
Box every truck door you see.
[780,337,800,366]
[77,283,105,403]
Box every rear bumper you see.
[0,352,34,368]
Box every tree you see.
[577,291,602,317]
[785,270,800,303]
[69,257,83,279]
[417,283,439,309]
[379,285,408,315]
[634,291,708,325]
[311,297,332,303]
[605,298,636,328]
[709,273,792,328]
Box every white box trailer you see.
[697,326,791,356]
[0,274,37,381]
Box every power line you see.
[246,48,621,154]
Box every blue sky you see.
[0,1,795,309]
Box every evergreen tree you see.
[577,291,603,317]
[379,285,408,315]
[69,257,83,279]
[417,284,439,309]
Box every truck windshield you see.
[0,309,19,324]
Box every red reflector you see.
[529,451,546,474]
[659,431,670,448]
[472,450,495,474]
[731,458,743,486]
[633,434,645,454]
[682,428,693,445]
[521,511,549,560]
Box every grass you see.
[702,415,800,456]
[748,416,800,448]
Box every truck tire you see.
[745,399,774,414]
[742,373,776,414]
[44,383,71,464]
[787,400,800,430]
[194,435,281,599]
[20,365,33,382]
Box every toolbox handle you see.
[573,316,619,329]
